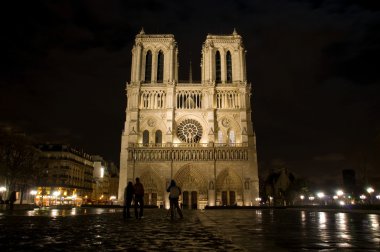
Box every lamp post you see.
[367,187,374,205]
[317,192,325,205]
[0,186,6,203]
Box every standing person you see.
[123,181,134,219]
[8,191,17,211]
[134,177,144,219]
[167,180,183,220]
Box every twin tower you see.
[118,29,259,208]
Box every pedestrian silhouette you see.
[167,180,183,220]
[8,191,16,211]
[123,181,134,219]
[134,177,144,219]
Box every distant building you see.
[91,156,119,203]
[264,168,295,206]
[35,144,94,206]
[342,169,356,195]
[119,29,259,208]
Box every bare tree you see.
[0,129,41,203]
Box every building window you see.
[215,51,221,83]
[155,130,162,144]
[228,130,235,144]
[157,51,164,83]
[100,167,104,178]
[143,130,149,145]
[145,51,152,83]
[226,51,232,83]
[218,130,223,143]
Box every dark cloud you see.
[0,0,379,184]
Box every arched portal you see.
[216,169,243,206]
[174,164,207,209]
[139,170,164,207]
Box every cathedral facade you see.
[118,29,259,208]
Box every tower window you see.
[157,51,164,83]
[143,130,149,145]
[215,51,221,83]
[145,51,152,83]
[226,51,232,83]
[155,130,162,144]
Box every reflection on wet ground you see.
[25,207,120,217]
[199,209,380,251]
[0,208,379,251]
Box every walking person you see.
[123,181,134,219]
[167,180,183,220]
[134,177,144,219]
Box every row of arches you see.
[140,91,166,109]
[135,165,246,208]
[216,91,241,109]
[128,149,249,161]
[176,90,202,109]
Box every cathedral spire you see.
[233,28,238,35]
[189,60,193,83]
[139,27,145,35]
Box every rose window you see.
[177,119,203,143]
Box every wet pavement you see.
[0,208,379,251]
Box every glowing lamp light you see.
[309,196,315,201]
[333,195,338,200]
[0,186,6,192]
[300,195,305,200]
[336,190,344,196]
[367,187,374,194]
[317,192,325,199]
[110,196,116,200]
[360,195,366,200]
[53,191,61,197]
[30,190,37,195]
[339,201,345,206]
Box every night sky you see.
[1,1,379,185]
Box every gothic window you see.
[155,130,162,144]
[215,51,221,83]
[228,130,235,144]
[177,119,203,143]
[145,51,152,83]
[226,51,232,83]
[143,130,149,145]
[218,130,223,143]
[157,51,164,83]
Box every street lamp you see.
[367,187,374,204]
[0,186,6,203]
[336,190,344,197]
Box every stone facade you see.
[118,29,259,208]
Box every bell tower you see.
[130,28,178,84]
[201,28,246,84]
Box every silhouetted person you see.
[123,181,134,219]
[167,180,183,220]
[8,191,16,211]
[134,177,144,219]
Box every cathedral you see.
[118,29,259,208]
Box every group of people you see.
[123,178,183,220]
[123,177,145,219]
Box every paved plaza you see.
[0,208,379,251]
